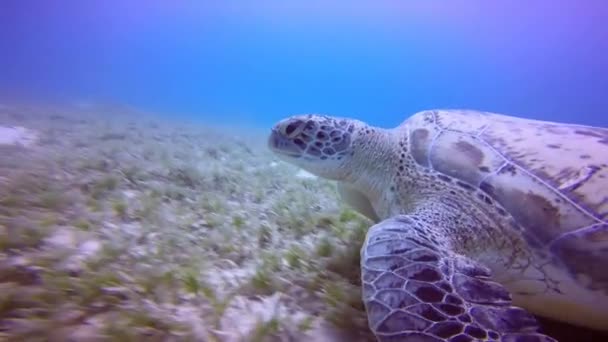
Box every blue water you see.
[1,1,607,128]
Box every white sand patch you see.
[296,169,317,179]
[78,239,102,259]
[220,293,285,340]
[269,161,316,179]
[0,125,38,147]
[219,293,352,341]
[45,228,103,273]
[45,229,78,249]
[122,190,138,199]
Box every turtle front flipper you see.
[361,215,556,342]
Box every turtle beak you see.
[268,128,302,158]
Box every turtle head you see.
[268,114,364,180]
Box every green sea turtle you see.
[268,109,608,342]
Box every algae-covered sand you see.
[3,103,605,342]
[0,104,375,341]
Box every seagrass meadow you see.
[0,103,377,342]
[0,103,606,342]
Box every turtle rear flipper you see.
[362,215,556,342]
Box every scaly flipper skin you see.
[362,216,557,342]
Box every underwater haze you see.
[2,2,608,342]
[1,0,608,127]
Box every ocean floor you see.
[0,103,374,342]
[0,103,607,342]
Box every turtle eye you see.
[283,120,303,138]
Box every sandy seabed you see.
[0,103,374,342]
[0,103,606,342]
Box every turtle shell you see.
[403,109,608,292]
